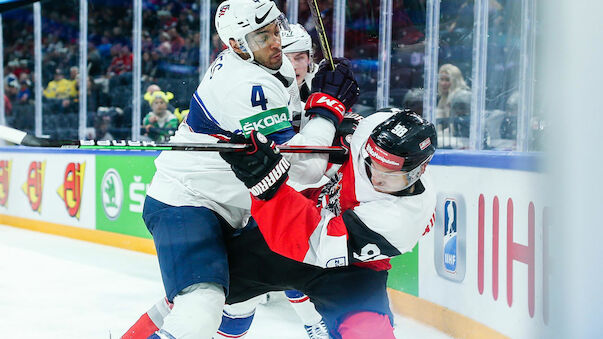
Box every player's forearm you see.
[284,116,334,185]
[251,184,322,262]
[287,116,335,146]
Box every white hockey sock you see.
[215,295,265,338]
[160,282,225,339]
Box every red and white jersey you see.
[251,112,436,269]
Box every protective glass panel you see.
[41,0,80,139]
[88,0,133,140]
[390,0,427,116]
[436,0,474,149]
[3,5,35,135]
[140,0,200,142]
[345,0,379,115]
[211,0,227,62]
[484,0,522,150]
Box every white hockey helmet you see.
[215,0,287,63]
[281,23,314,72]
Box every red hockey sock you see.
[121,312,159,339]
[337,311,395,339]
[121,297,173,339]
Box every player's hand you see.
[305,57,360,126]
[329,112,363,164]
[219,131,290,200]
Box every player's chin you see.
[268,53,282,69]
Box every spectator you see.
[93,112,116,141]
[142,84,175,114]
[167,26,185,55]
[5,60,18,84]
[157,31,172,57]
[6,76,21,105]
[17,78,32,104]
[107,44,133,77]
[448,88,472,138]
[67,66,80,96]
[43,68,77,112]
[437,63,469,119]
[14,59,30,79]
[142,90,178,142]
[44,68,77,100]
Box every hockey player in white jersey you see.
[123,0,360,338]
[219,108,437,338]
[282,23,319,130]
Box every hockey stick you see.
[306,0,335,70]
[0,125,345,155]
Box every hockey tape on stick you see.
[0,124,345,155]
[306,0,335,70]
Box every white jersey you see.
[147,50,334,228]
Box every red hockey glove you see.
[305,58,360,126]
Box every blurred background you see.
[0,0,544,151]
[1,0,602,337]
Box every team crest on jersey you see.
[319,172,343,216]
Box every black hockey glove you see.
[305,57,360,126]
[219,131,290,201]
[329,112,364,164]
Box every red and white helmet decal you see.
[365,137,406,171]
[419,137,431,150]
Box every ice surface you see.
[0,225,450,338]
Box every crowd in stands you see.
[3,0,202,140]
[1,0,541,150]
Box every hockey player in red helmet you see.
[216,108,437,338]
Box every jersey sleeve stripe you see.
[193,91,219,125]
[186,94,234,136]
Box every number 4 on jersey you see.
[251,85,268,111]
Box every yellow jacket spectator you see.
[143,91,179,142]
[43,68,77,99]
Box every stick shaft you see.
[0,125,345,154]
[306,0,335,70]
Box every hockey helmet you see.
[363,108,436,192]
[281,24,314,72]
[215,0,288,63]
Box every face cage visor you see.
[362,143,432,193]
[244,14,290,53]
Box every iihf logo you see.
[443,199,458,273]
[434,193,465,282]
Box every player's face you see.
[246,21,282,70]
[365,159,410,193]
[286,51,310,86]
